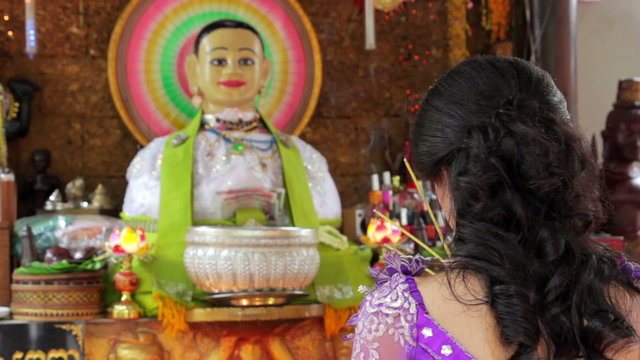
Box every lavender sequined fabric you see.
[348,252,475,359]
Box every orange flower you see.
[366,217,406,246]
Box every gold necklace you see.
[202,113,260,131]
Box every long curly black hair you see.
[411,56,639,359]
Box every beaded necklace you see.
[199,124,278,171]
[205,127,276,153]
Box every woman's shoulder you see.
[348,253,435,357]
[359,253,435,302]
[349,253,435,326]
[414,261,513,359]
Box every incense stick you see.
[404,157,452,258]
[374,210,444,261]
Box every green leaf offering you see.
[15,258,106,275]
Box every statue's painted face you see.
[191,28,269,111]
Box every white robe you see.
[122,130,342,222]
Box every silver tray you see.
[203,290,307,307]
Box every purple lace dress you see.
[348,253,640,360]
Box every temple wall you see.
[0,0,490,216]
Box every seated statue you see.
[123,20,340,225]
[119,20,370,316]
[602,78,640,261]
[22,149,60,215]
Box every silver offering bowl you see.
[184,226,319,304]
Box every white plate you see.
[0,306,9,319]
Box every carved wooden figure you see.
[602,78,640,261]
[22,149,60,215]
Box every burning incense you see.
[404,157,452,258]
[374,210,445,261]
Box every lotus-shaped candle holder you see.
[106,227,151,319]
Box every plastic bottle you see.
[381,171,393,213]
[368,173,382,209]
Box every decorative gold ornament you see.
[0,83,15,168]
[374,0,405,12]
[106,227,151,320]
[65,177,86,204]
[447,0,471,67]
[108,298,142,319]
[186,303,324,322]
[9,101,19,120]
[489,0,511,42]
[10,272,104,321]
[107,329,168,360]
[90,183,114,210]
[54,323,85,351]
[107,256,142,319]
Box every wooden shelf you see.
[185,303,324,322]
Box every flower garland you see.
[447,0,470,67]
[374,0,405,12]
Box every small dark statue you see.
[602,78,640,261]
[22,149,60,215]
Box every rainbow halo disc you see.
[108,0,322,144]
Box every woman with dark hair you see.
[349,56,640,359]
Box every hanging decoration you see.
[488,0,511,42]
[365,0,376,50]
[24,0,36,59]
[362,0,405,50]
[481,0,511,42]
[447,0,470,67]
[69,0,85,34]
[405,90,422,114]
[374,0,405,12]
[1,12,14,39]
[481,0,490,31]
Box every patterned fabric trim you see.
[620,257,640,287]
